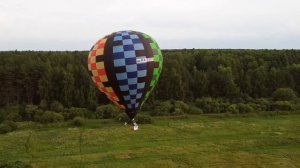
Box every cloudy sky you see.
[0,0,299,50]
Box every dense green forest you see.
[1,49,299,106]
[0,49,300,126]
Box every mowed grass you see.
[0,115,299,168]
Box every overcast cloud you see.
[0,0,299,50]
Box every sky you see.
[0,0,299,50]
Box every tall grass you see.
[0,114,299,167]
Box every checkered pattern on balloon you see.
[88,30,163,119]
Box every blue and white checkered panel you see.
[112,31,147,109]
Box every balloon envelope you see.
[87,30,163,119]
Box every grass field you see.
[0,114,299,168]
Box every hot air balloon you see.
[87,30,163,130]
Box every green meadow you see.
[0,114,299,168]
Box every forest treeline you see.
[0,49,300,109]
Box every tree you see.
[273,88,297,101]
[192,67,208,99]
[207,65,239,98]
[289,64,300,94]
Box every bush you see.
[116,113,130,123]
[36,111,64,124]
[271,101,294,111]
[39,99,48,110]
[136,114,153,124]
[64,107,89,120]
[0,123,12,134]
[170,100,189,116]
[171,107,185,116]
[248,103,263,112]
[4,120,18,130]
[237,103,254,113]
[252,98,271,111]
[151,101,173,116]
[186,106,203,114]
[22,105,39,121]
[151,100,190,116]
[0,109,4,123]
[0,121,18,134]
[195,97,217,113]
[174,101,189,113]
[219,101,230,113]
[195,97,228,113]
[295,100,300,111]
[226,104,239,114]
[273,88,297,101]
[72,117,85,127]
[96,104,121,119]
[2,106,22,122]
[6,112,22,122]
[50,101,64,112]
[33,109,44,122]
